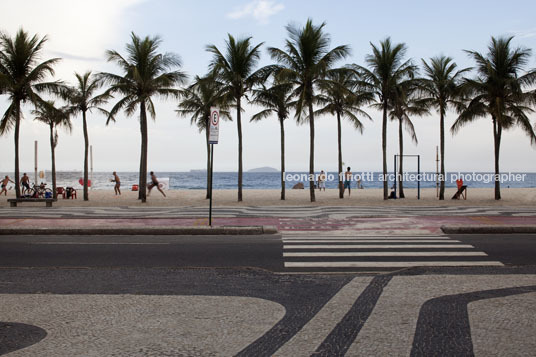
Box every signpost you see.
[208,107,219,226]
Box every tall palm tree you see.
[62,71,108,201]
[176,75,230,199]
[353,38,415,199]
[420,56,469,200]
[268,19,350,202]
[250,81,295,200]
[32,101,71,199]
[316,69,372,198]
[388,80,428,198]
[100,32,186,202]
[207,35,265,202]
[0,29,61,198]
[452,36,536,200]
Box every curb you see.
[441,225,536,234]
[0,225,279,236]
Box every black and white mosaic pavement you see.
[2,205,536,218]
[1,267,535,356]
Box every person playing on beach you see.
[147,171,166,197]
[318,170,326,191]
[111,171,121,195]
[343,167,352,196]
[20,173,30,194]
[1,176,14,196]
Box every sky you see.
[1,0,536,174]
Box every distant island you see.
[248,166,279,173]
[190,169,207,173]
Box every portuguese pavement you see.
[1,205,535,356]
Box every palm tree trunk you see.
[493,117,501,200]
[398,117,405,198]
[280,116,285,200]
[308,101,316,203]
[14,101,21,199]
[50,123,57,199]
[139,101,148,203]
[337,112,343,198]
[236,96,243,202]
[82,110,89,201]
[205,120,211,199]
[439,109,445,200]
[382,102,388,200]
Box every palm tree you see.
[353,38,415,199]
[452,36,536,200]
[250,81,295,200]
[388,80,428,198]
[268,19,350,202]
[62,71,108,201]
[0,29,61,198]
[207,35,265,202]
[316,69,372,198]
[99,32,186,202]
[176,75,230,199]
[32,101,71,199]
[420,56,469,200]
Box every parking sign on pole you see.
[209,107,219,144]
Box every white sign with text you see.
[208,107,219,144]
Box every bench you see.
[8,198,57,207]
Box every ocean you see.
[2,171,535,190]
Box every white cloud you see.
[0,0,144,80]
[227,0,284,24]
[509,28,536,39]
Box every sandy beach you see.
[1,187,535,207]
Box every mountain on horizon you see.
[248,166,279,173]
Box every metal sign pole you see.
[207,106,220,227]
[209,143,214,226]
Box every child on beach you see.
[1,176,14,195]
[147,171,166,197]
[111,172,121,195]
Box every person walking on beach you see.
[1,176,14,196]
[111,171,121,195]
[147,171,166,197]
[343,167,352,197]
[318,170,326,191]
[20,173,30,194]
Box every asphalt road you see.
[453,234,536,265]
[0,234,284,271]
[0,234,535,271]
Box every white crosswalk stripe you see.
[282,233,503,270]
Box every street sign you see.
[208,107,219,144]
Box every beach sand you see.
[1,187,535,207]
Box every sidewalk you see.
[2,212,536,235]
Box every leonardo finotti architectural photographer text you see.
[283,172,527,183]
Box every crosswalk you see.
[282,233,503,271]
